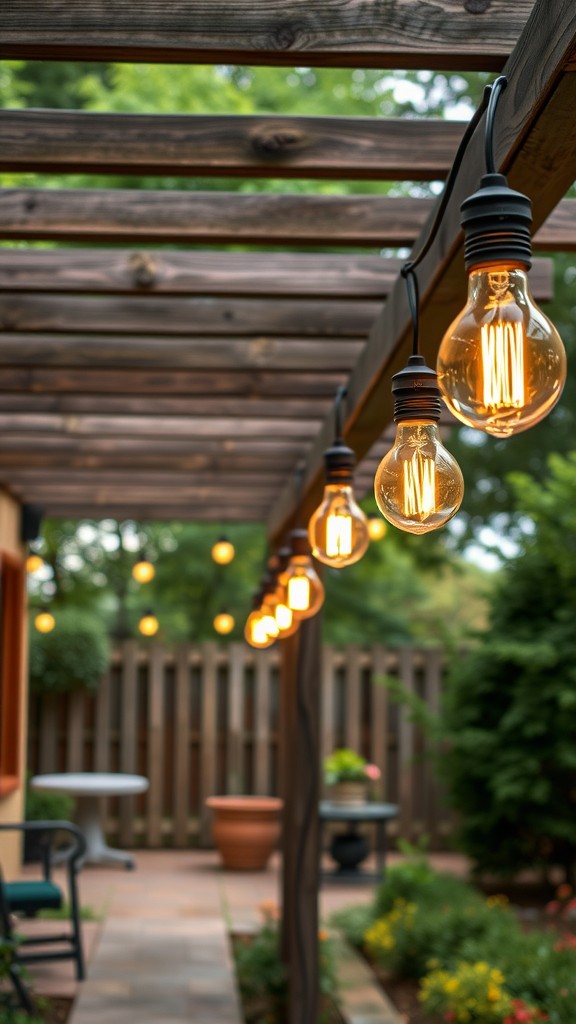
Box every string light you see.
[132,553,155,583]
[138,610,159,636]
[213,610,235,635]
[34,609,55,633]
[282,529,324,619]
[211,537,235,565]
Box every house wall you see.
[0,488,27,879]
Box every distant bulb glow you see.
[34,610,55,633]
[139,612,159,636]
[26,554,44,574]
[132,558,155,583]
[211,538,235,565]
[367,516,387,542]
[308,486,369,567]
[213,611,235,635]
[244,610,275,649]
[374,421,464,535]
[437,265,566,437]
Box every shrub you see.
[29,608,109,693]
[419,961,547,1024]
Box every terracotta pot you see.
[206,795,283,870]
[329,781,367,806]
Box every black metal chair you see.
[0,820,87,998]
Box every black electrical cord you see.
[334,384,347,439]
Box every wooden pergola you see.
[1,2,576,1021]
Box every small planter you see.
[329,781,368,806]
[206,795,283,870]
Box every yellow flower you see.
[487,984,501,1002]
[445,978,459,993]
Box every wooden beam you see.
[0,295,376,337]
[268,0,576,542]
[0,366,346,397]
[0,449,303,473]
[0,1,535,69]
[0,413,320,439]
[0,393,329,420]
[0,110,464,181]
[0,434,308,458]
[0,335,363,371]
[0,250,554,301]
[1,187,572,250]
[15,504,267,523]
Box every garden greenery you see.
[29,608,109,694]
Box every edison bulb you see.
[35,610,55,633]
[283,558,324,619]
[367,516,387,542]
[308,485,370,567]
[214,611,234,635]
[244,610,275,649]
[132,558,155,583]
[211,537,235,565]
[374,421,464,535]
[139,611,159,636]
[437,264,566,437]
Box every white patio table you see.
[30,772,149,869]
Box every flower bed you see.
[333,852,576,1023]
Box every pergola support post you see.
[280,612,322,1024]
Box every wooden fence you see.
[27,642,452,849]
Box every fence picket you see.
[119,640,138,848]
[173,645,191,846]
[227,642,245,795]
[398,648,415,841]
[370,647,389,801]
[146,645,165,847]
[344,646,362,753]
[199,642,218,846]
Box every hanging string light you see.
[395,75,566,438]
[26,552,44,574]
[374,269,464,534]
[211,536,235,565]
[132,552,155,583]
[34,608,55,633]
[213,610,235,635]
[138,609,159,636]
[272,548,299,638]
[308,386,370,568]
[244,590,276,649]
[282,529,324,618]
[367,516,387,542]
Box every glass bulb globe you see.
[138,612,159,636]
[26,554,44,574]
[259,595,280,639]
[367,516,387,542]
[34,610,55,633]
[374,421,464,535]
[213,611,234,635]
[283,556,324,619]
[308,485,370,567]
[437,264,566,437]
[211,538,235,565]
[132,559,155,583]
[244,610,275,649]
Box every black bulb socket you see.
[289,528,311,558]
[392,355,442,423]
[462,173,532,272]
[323,438,356,484]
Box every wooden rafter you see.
[0,1,536,69]
[268,0,576,541]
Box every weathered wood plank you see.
[0,393,330,421]
[320,645,335,763]
[173,646,191,847]
[226,643,245,797]
[0,1,535,69]
[0,249,553,299]
[0,412,321,439]
[0,250,402,299]
[0,366,345,397]
[199,643,218,847]
[0,109,465,180]
[268,0,576,542]
[397,649,415,841]
[0,334,365,371]
[66,691,84,772]
[119,640,138,848]
[370,647,389,801]
[146,645,165,847]
[0,295,375,338]
[424,649,443,846]
[38,694,58,773]
[94,669,111,773]
[253,652,272,796]
[344,646,362,754]
[26,503,268,523]
[1,188,571,250]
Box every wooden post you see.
[280,612,322,1024]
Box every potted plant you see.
[323,748,381,806]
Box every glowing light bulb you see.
[367,516,387,542]
[282,529,324,619]
[244,610,275,648]
[213,611,234,635]
[34,610,55,633]
[272,547,299,638]
[438,264,566,437]
[436,170,566,437]
[211,537,235,565]
[138,610,159,636]
[26,553,44,574]
[132,555,155,583]
[374,356,464,535]
[308,440,369,568]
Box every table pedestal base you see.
[76,796,135,870]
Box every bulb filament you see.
[275,602,293,631]
[288,575,310,612]
[481,321,525,410]
[325,513,353,558]
[403,451,436,519]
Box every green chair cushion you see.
[5,881,63,913]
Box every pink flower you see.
[364,763,381,781]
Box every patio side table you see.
[30,772,149,870]
[319,801,398,884]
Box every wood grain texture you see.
[0,393,330,421]
[0,109,465,180]
[268,0,576,541]
[1,188,572,249]
[0,1,535,69]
